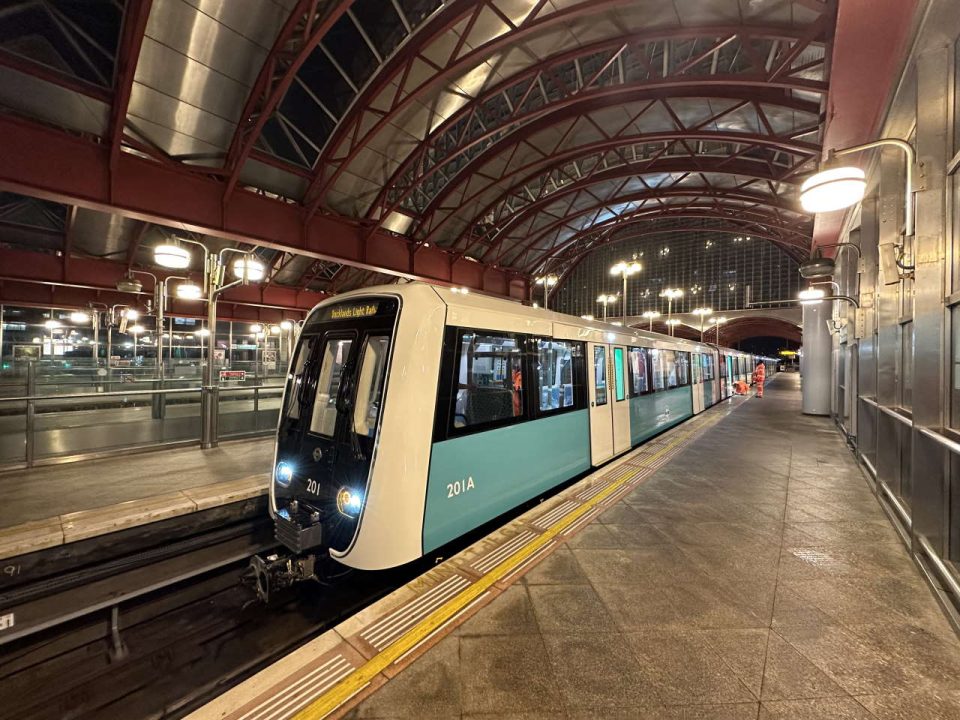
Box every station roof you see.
[0,0,918,310]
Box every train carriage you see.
[257,283,758,593]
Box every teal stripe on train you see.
[629,386,693,445]
[423,410,591,553]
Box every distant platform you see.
[0,438,273,560]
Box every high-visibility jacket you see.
[753,365,766,383]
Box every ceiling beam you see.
[0,113,525,299]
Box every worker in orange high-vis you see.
[753,360,766,398]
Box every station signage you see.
[219,370,246,381]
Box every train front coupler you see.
[248,552,317,603]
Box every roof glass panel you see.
[324,14,378,89]
[352,0,407,59]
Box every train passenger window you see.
[614,347,626,401]
[594,345,608,405]
[285,335,317,420]
[311,338,353,437]
[628,347,648,395]
[537,339,576,412]
[453,331,523,429]
[353,335,390,437]
[649,349,665,391]
[702,354,712,381]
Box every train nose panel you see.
[275,506,324,553]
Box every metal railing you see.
[0,378,284,471]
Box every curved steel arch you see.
[472,158,806,261]
[221,0,355,202]
[367,26,827,221]
[304,0,832,212]
[414,90,821,243]
[520,206,812,274]
[420,126,818,247]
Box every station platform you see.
[0,437,272,560]
[193,374,960,720]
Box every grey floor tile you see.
[856,689,960,719]
[522,545,592,585]
[624,629,758,705]
[698,628,769,698]
[460,634,564,715]
[456,584,541,637]
[541,631,659,708]
[528,584,619,633]
[759,631,848,701]
[758,697,875,719]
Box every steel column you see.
[802,300,832,415]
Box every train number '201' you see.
[306,479,320,495]
[447,477,475,498]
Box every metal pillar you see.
[201,291,219,449]
[802,301,832,415]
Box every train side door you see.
[611,345,631,454]
[587,342,614,465]
[726,355,735,396]
[692,352,704,413]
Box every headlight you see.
[336,487,363,517]
[275,462,294,487]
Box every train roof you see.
[314,282,757,358]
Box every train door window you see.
[594,345,608,405]
[537,339,578,412]
[650,349,666,391]
[692,353,701,383]
[353,335,390,438]
[676,352,689,386]
[613,347,626,401]
[285,335,318,420]
[310,337,354,437]
[629,347,648,395]
[453,331,524,430]
[664,350,679,388]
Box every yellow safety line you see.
[293,414,720,720]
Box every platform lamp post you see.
[660,288,684,327]
[153,239,265,448]
[610,261,642,325]
[692,307,713,342]
[709,316,728,344]
[596,294,617,322]
[642,310,660,331]
[666,318,681,336]
[534,274,558,310]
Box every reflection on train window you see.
[537,339,575,411]
[676,352,689,386]
[629,347,648,395]
[353,335,390,437]
[454,332,523,429]
[691,353,701,383]
[650,349,665,391]
[702,354,713,381]
[665,350,679,388]
[310,338,353,437]
[613,347,626,401]
[285,335,317,420]
[594,345,607,405]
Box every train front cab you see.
[269,296,403,563]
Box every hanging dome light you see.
[799,166,866,213]
[175,282,203,300]
[116,276,143,293]
[154,243,192,269]
[232,256,266,282]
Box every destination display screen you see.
[305,297,399,330]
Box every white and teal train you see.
[254,283,760,594]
